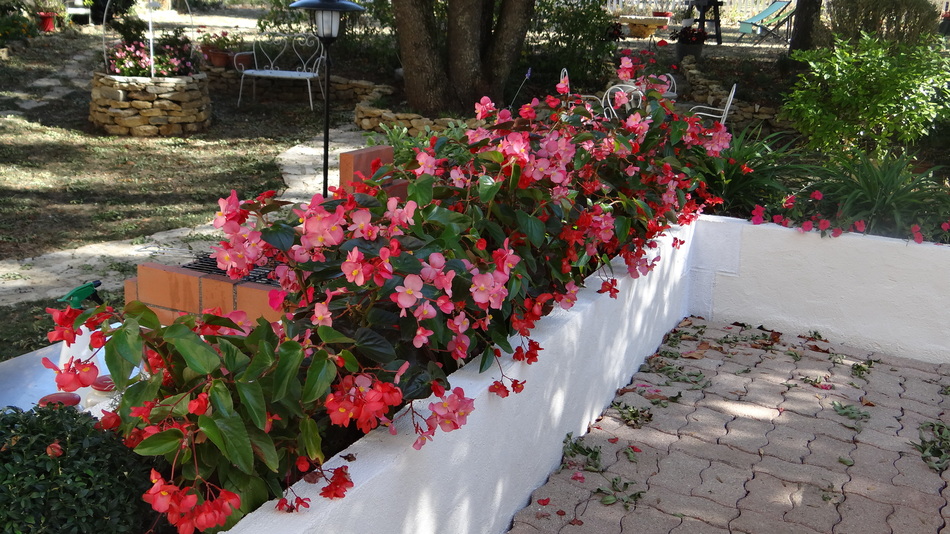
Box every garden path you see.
[508,317,950,534]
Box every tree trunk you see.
[392,0,534,116]
[789,0,822,52]
[392,0,455,115]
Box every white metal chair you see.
[601,84,644,119]
[639,73,678,100]
[689,83,736,125]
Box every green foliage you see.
[690,126,803,216]
[0,405,160,533]
[89,0,134,23]
[813,151,950,238]
[829,0,939,44]
[0,12,36,45]
[523,0,618,94]
[782,33,950,156]
[107,15,146,43]
[913,421,950,472]
[610,402,653,428]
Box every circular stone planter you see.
[89,72,212,137]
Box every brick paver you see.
[506,318,950,533]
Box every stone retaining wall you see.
[679,56,793,132]
[203,68,395,109]
[88,72,211,137]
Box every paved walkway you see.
[508,317,950,533]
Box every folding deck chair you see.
[737,0,795,44]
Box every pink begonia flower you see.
[393,274,424,313]
[312,301,332,327]
[413,326,434,348]
[268,290,287,311]
[810,190,823,201]
[818,219,831,231]
[853,220,866,233]
[415,151,438,176]
[911,224,924,244]
[783,195,796,209]
[413,300,436,322]
[341,248,369,286]
[800,221,814,233]
[347,209,378,240]
[751,205,766,225]
[475,96,496,120]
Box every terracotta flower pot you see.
[675,41,704,62]
[209,49,231,68]
[37,12,56,33]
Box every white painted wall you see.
[688,215,950,363]
[226,226,696,534]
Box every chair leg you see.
[238,76,245,107]
[306,80,314,111]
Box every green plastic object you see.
[58,280,103,308]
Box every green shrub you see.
[828,0,940,44]
[0,404,162,533]
[812,151,950,239]
[689,126,805,217]
[0,12,37,45]
[782,33,950,156]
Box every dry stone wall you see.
[679,56,792,132]
[89,72,211,137]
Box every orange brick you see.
[235,282,283,322]
[149,306,184,326]
[199,273,238,314]
[339,145,394,193]
[124,277,138,307]
[136,263,201,313]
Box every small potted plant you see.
[196,29,244,68]
[32,0,64,32]
[669,25,707,61]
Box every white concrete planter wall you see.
[689,215,950,364]
[227,227,697,534]
[227,215,950,533]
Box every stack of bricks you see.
[88,72,212,137]
[124,145,396,325]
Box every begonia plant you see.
[43,63,732,533]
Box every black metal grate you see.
[182,255,278,286]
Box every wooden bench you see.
[617,15,671,38]
[234,33,325,110]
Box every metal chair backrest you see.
[688,83,736,125]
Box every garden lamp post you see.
[289,0,365,199]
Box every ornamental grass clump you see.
[42,64,732,532]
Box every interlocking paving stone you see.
[669,517,731,533]
[671,436,760,470]
[804,434,856,474]
[779,388,825,417]
[720,417,772,454]
[754,455,849,490]
[703,392,779,421]
[505,319,950,534]
[886,503,947,532]
[641,485,740,529]
[648,451,708,491]
[619,504,682,534]
[833,494,895,534]
[847,444,900,483]
[689,460,749,506]
[783,481,843,532]
[730,510,824,534]
[736,471,795,518]
[777,409,860,442]
[678,405,732,443]
[843,474,947,513]
[760,424,815,463]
